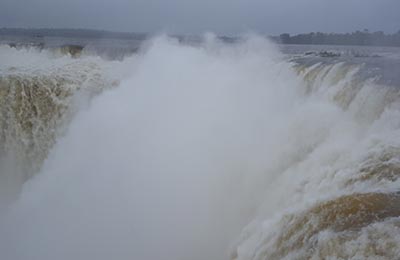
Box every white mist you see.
[0,35,377,260]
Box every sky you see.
[1,0,399,35]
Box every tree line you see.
[0,28,146,40]
[2,28,400,47]
[276,30,400,47]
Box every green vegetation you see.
[276,30,400,46]
[0,28,146,40]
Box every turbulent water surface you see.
[1,35,400,260]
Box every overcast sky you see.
[1,0,399,35]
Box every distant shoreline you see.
[273,30,400,47]
[0,28,147,40]
[1,28,400,47]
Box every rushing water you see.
[1,35,400,260]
